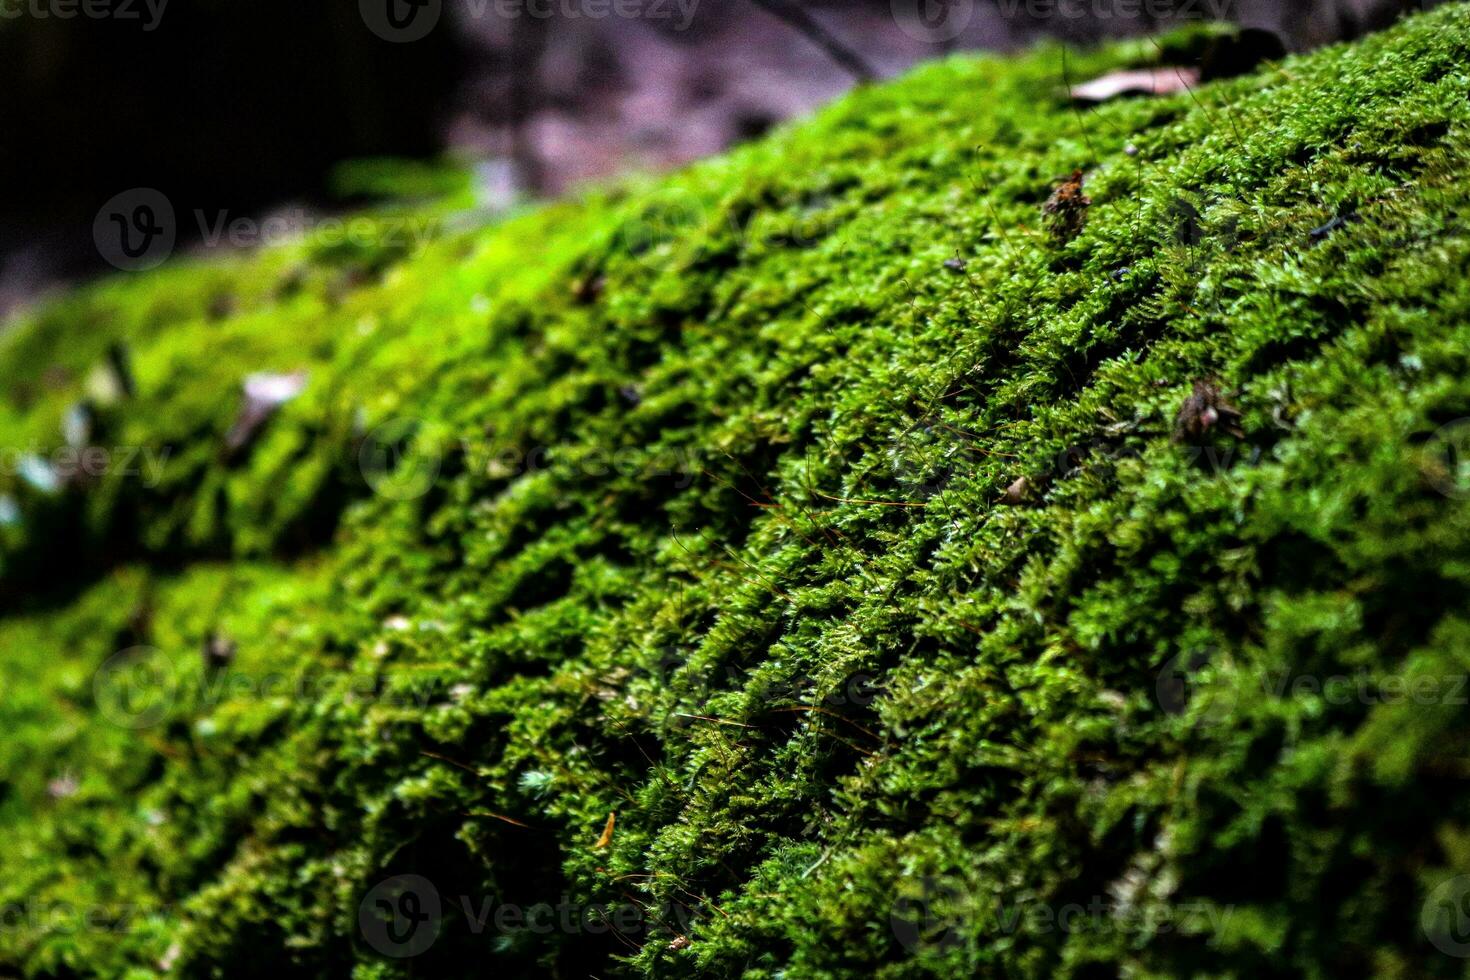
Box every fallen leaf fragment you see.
[1173,380,1244,443]
[224,370,308,456]
[203,632,236,670]
[594,811,616,849]
[1070,66,1201,104]
[48,773,79,799]
[85,342,135,405]
[158,943,181,972]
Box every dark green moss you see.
[4,8,1470,977]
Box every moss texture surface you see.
[4,8,1470,977]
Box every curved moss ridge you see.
[3,8,1470,977]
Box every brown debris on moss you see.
[1043,169,1092,244]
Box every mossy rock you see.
[4,8,1470,977]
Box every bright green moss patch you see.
[4,8,1470,977]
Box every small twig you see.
[674,713,758,729]
[669,523,794,602]
[421,749,481,775]
[772,704,883,743]
[811,488,928,508]
[801,847,833,879]
[614,722,678,791]
[968,145,1022,257]
[465,809,537,830]
[748,0,878,82]
[1060,46,1101,163]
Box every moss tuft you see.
[4,9,1470,977]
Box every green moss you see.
[4,8,1470,977]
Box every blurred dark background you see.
[0,0,1419,313]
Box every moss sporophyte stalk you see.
[4,6,1470,976]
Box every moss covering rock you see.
[4,8,1470,977]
